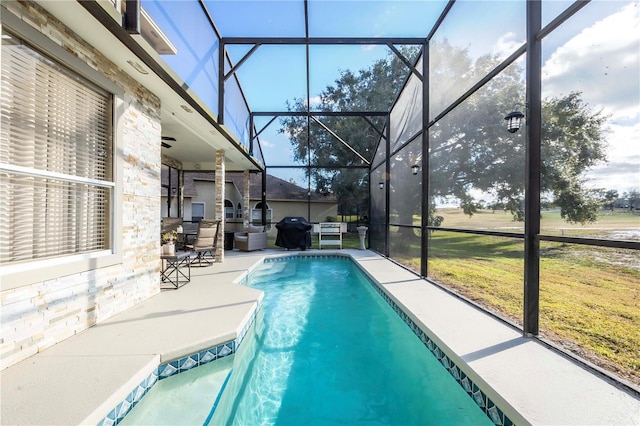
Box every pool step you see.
[118,357,234,425]
[247,259,298,283]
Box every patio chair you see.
[234,225,267,251]
[186,219,220,266]
[177,221,199,250]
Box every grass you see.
[397,230,640,387]
[537,243,639,377]
[263,212,640,386]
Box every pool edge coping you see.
[94,300,262,426]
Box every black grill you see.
[275,216,312,250]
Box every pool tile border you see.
[266,254,514,426]
[357,258,513,426]
[369,280,513,426]
[97,305,259,426]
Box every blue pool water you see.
[211,256,492,425]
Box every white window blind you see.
[0,31,114,264]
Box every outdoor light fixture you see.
[379,182,384,189]
[504,111,525,133]
[171,187,177,194]
[411,164,420,175]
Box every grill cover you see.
[275,216,312,250]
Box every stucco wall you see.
[0,2,161,370]
[193,181,217,220]
[310,203,339,223]
[264,201,338,233]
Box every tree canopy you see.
[280,42,610,225]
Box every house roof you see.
[227,173,337,203]
[162,170,336,203]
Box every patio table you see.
[160,251,191,289]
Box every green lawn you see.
[404,207,639,232]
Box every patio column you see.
[178,169,184,218]
[216,149,225,262]
[243,170,251,228]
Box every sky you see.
[540,1,639,195]
[149,0,639,195]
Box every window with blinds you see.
[0,30,114,265]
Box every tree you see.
[540,93,609,223]
[280,47,419,217]
[603,190,618,211]
[623,189,640,211]
[281,41,609,226]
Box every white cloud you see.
[306,96,323,107]
[586,122,640,192]
[542,3,640,192]
[492,32,523,58]
[603,122,640,165]
[542,3,640,122]
[260,139,275,149]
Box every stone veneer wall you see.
[0,1,162,370]
[215,150,225,262]
[243,170,251,226]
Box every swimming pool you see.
[212,255,492,425]
[119,255,509,425]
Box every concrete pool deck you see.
[1,249,639,425]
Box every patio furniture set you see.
[160,218,268,289]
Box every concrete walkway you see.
[1,249,639,425]
[0,250,267,426]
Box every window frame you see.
[252,201,272,222]
[0,9,124,290]
[224,199,235,219]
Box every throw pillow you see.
[248,224,264,233]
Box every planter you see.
[163,243,175,255]
[357,226,368,250]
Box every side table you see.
[224,231,234,250]
[160,251,191,288]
